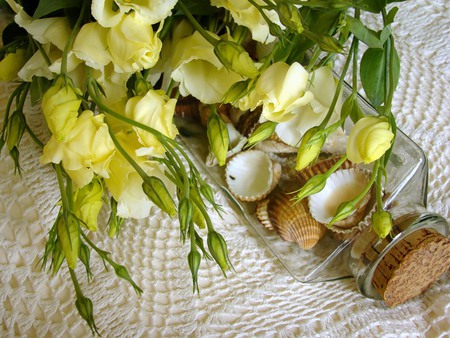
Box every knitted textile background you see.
[1,1,449,337]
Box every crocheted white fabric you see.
[1,2,449,337]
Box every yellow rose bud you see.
[42,77,82,141]
[74,178,104,231]
[346,116,394,164]
[0,49,28,81]
[371,210,393,239]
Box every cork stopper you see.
[372,228,450,307]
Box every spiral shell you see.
[256,192,327,249]
[225,150,282,202]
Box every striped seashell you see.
[257,192,327,250]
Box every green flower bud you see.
[107,198,124,238]
[278,2,303,33]
[78,242,92,281]
[6,110,26,151]
[142,176,177,217]
[178,198,193,238]
[57,213,80,270]
[51,241,65,275]
[327,201,356,227]
[371,210,393,239]
[0,49,28,82]
[214,40,259,79]
[74,178,104,231]
[207,112,229,166]
[293,174,327,203]
[246,121,278,147]
[207,231,230,274]
[188,249,201,293]
[295,127,325,171]
[75,295,99,336]
[113,263,143,295]
[222,80,251,104]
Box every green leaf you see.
[346,16,383,49]
[360,46,400,107]
[33,0,82,18]
[385,6,399,26]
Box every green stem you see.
[319,37,356,128]
[177,1,218,46]
[306,45,321,72]
[54,164,71,212]
[60,0,89,74]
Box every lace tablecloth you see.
[1,1,449,337]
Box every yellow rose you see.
[256,62,314,123]
[92,0,177,27]
[73,22,111,70]
[170,31,243,104]
[346,116,394,164]
[274,66,341,146]
[104,131,175,219]
[41,77,81,141]
[210,0,282,43]
[40,111,115,187]
[0,49,28,81]
[108,12,162,73]
[124,89,178,157]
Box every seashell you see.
[175,95,201,121]
[294,155,353,186]
[255,199,273,230]
[225,150,282,202]
[255,134,298,154]
[308,168,373,231]
[235,108,262,137]
[257,192,327,249]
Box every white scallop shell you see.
[308,168,372,229]
[225,150,282,202]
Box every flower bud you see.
[295,127,325,171]
[57,213,80,270]
[207,231,230,274]
[246,121,278,147]
[0,49,28,81]
[142,176,177,217]
[51,241,65,275]
[222,80,250,104]
[371,210,393,239]
[75,295,99,335]
[278,2,303,33]
[42,77,82,141]
[207,112,229,166]
[214,40,259,79]
[74,178,104,231]
[113,263,143,294]
[293,174,327,203]
[347,116,394,164]
[188,249,201,293]
[78,242,91,279]
[6,110,26,151]
[178,198,193,238]
[327,201,356,227]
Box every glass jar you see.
[177,84,450,306]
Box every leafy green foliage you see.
[33,0,83,18]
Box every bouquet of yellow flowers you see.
[0,0,413,333]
